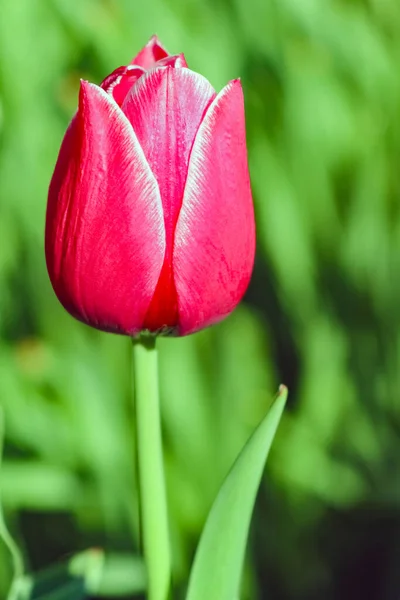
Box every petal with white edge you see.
[173,80,255,336]
[46,81,165,335]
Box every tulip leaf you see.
[69,551,146,596]
[20,550,102,600]
[23,561,86,600]
[24,551,146,599]
[0,407,26,600]
[185,385,288,600]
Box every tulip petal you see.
[131,35,169,69]
[46,81,165,335]
[156,53,188,68]
[100,65,145,106]
[122,67,216,246]
[173,80,255,335]
[122,67,216,332]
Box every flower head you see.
[46,35,255,336]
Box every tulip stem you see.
[132,336,171,600]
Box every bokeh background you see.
[0,0,399,598]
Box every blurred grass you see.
[0,0,399,598]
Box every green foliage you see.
[0,0,399,598]
[186,387,287,600]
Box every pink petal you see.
[122,67,216,331]
[122,67,215,246]
[156,53,188,68]
[46,81,165,335]
[131,35,169,69]
[100,65,145,106]
[173,80,255,335]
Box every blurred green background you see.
[0,0,399,598]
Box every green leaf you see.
[0,407,25,600]
[4,549,145,600]
[68,549,104,594]
[27,561,85,600]
[30,580,85,600]
[186,385,288,600]
[69,550,146,596]
[23,549,101,600]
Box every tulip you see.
[46,35,255,337]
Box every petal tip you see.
[79,79,94,94]
[78,79,90,95]
[147,34,165,48]
[78,80,102,108]
[131,35,170,68]
[79,80,110,100]
[218,78,244,105]
[174,52,188,68]
[155,52,188,69]
[228,78,243,90]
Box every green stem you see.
[133,336,171,600]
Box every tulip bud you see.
[45,35,255,336]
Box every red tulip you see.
[46,36,255,336]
